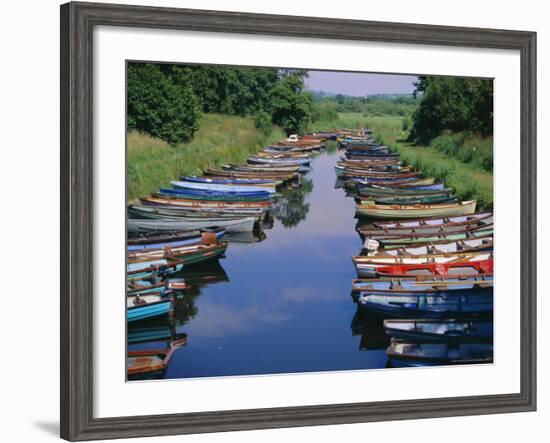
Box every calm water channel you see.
[128,147,390,379]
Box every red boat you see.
[373,259,493,278]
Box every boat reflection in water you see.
[127,260,230,380]
[271,177,313,228]
[350,306,390,351]
[223,229,267,244]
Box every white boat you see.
[171,180,276,194]
[128,217,256,234]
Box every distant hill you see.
[308,90,415,101]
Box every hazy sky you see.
[305,70,418,96]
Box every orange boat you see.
[127,337,187,380]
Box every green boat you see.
[378,227,494,246]
[360,195,457,205]
[356,185,455,197]
[156,190,273,203]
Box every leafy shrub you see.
[127,64,200,145]
[254,110,273,134]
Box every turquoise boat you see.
[127,292,173,322]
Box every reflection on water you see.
[271,177,313,228]
[130,149,391,379]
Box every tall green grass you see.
[127,113,285,201]
[430,131,493,172]
[367,115,494,210]
[311,113,493,209]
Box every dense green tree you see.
[409,76,493,143]
[268,70,312,134]
[311,100,339,122]
[127,64,200,144]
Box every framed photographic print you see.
[60,1,537,440]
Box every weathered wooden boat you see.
[338,160,408,170]
[368,211,493,229]
[181,175,277,188]
[358,213,493,237]
[357,292,493,318]
[127,337,187,380]
[205,167,297,182]
[383,319,493,343]
[127,281,171,297]
[127,292,174,322]
[358,195,457,206]
[356,258,494,278]
[158,188,273,202]
[349,177,437,188]
[127,228,225,251]
[129,203,266,220]
[356,185,454,198]
[248,156,311,166]
[352,275,493,293]
[345,154,400,162]
[351,180,445,191]
[128,216,256,234]
[127,241,228,266]
[256,151,311,159]
[127,325,184,345]
[171,180,276,194]
[386,341,493,366]
[356,200,477,219]
[366,236,493,256]
[344,150,398,158]
[126,258,189,281]
[370,226,494,247]
[222,163,301,173]
[335,165,420,179]
[141,195,272,210]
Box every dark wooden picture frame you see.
[60,1,537,440]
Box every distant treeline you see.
[127,63,312,144]
[310,92,417,119]
[409,76,493,144]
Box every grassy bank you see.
[313,113,494,210]
[128,113,285,200]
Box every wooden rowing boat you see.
[127,337,187,380]
[358,195,457,206]
[354,258,493,278]
[356,200,477,219]
[127,241,228,265]
[358,292,493,319]
[365,236,493,256]
[386,341,493,366]
[127,228,225,251]
[127,292,174,322]
[383,319,493,343]
[171,180,276,194]
[142,195,272,210]
[128,216,257,234]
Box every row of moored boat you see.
[335,128,494,367]
[126,133,329,379]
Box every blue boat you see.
[352,276,493,293]
[171,180,276,194]
[247,156,311,166]
[128,228,225,252]
[160,187,272,199]
[353,179,446,191]
[357,292,493,318]
[182,176,276,186]
[127,292,174,322]
[383,319,493,343]
[386,342,493,367]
